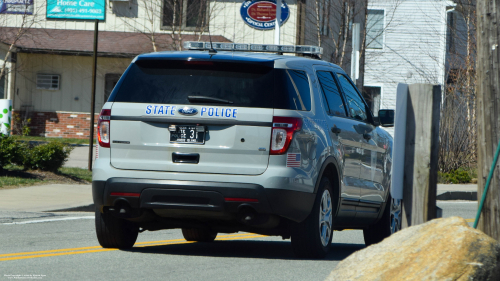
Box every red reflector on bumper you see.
[110,192,141,197]
[224,198,258,203]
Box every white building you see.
[363,0,460,120]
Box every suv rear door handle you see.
[331,127,341,134]
[363,133,372,141]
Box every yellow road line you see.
[0,233,266,262]
[0,233,252,258]
[0,249,118,262]
[217,235,265,241]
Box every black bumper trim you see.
[94,178,316,222]
[92,181,106,209]
[265,189,315,222]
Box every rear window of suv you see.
[110,60,311,111]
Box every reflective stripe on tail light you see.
[97,109,111,148]
[270,116,302,155]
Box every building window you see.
[104,74,121,103]
[447,11,456,53]
[36,74,60,90]
[362,86,381,117]
[319,0,330,36]
[162,0,208,30]
[366,9,384,49]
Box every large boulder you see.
[326,217,500,281]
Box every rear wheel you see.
[291,177,334,259]
[95,209,139,249]
[363,194,401,246]
[182,228,217,242]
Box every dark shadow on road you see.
[123,240,365,261]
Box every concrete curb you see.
[437,191,477,201]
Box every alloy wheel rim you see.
[319,190,333,247]
[390,198,402,234]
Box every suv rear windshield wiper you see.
[187,96,234,104]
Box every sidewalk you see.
[0,184,92,212]
[0,183,478,213]
[64,146,95,169]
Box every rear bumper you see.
[92,178,315,222]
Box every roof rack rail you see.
[183,41,323,56]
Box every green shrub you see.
[438,168,472,184]
[22,142,73,171]
[0,136,22,170]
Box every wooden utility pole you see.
[476,0,500,240]
[401,84,441,228]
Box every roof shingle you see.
[0,27,230,57]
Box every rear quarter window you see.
[274,69,312,111]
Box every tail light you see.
[97,109,111,148]
[270,116,302,155]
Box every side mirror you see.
[378,109,394,127]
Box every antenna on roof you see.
[207,23,217,55]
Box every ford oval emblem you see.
[178,107,198,116]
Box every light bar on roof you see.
[183,41,323,55]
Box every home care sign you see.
[47,0,105,20]
[241,0,290,30]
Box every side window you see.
[316,71,347,117]
[336,74,368,122]
[275,69,311,111]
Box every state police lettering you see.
[145,105,238,118]
[145,105,176,115]
[201,107,237,118]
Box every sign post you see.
[88,19,98,171]
[275,0,281,44]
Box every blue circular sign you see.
[240,0,290,30]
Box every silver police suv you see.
[92,42,395,258]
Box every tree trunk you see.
[476,0,500,240]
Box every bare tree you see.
[0,1,45,80]
[439,0,477,173]
[305,0,367,69]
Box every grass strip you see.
[57,167,92,182]
[0,176,42,188]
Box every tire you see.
[291,177,334,259]
[95,209,139,249]
[363,194,400,246]
[182,228,217,242]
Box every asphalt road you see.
[0,201,477,281]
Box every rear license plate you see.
[170,125,205,144]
